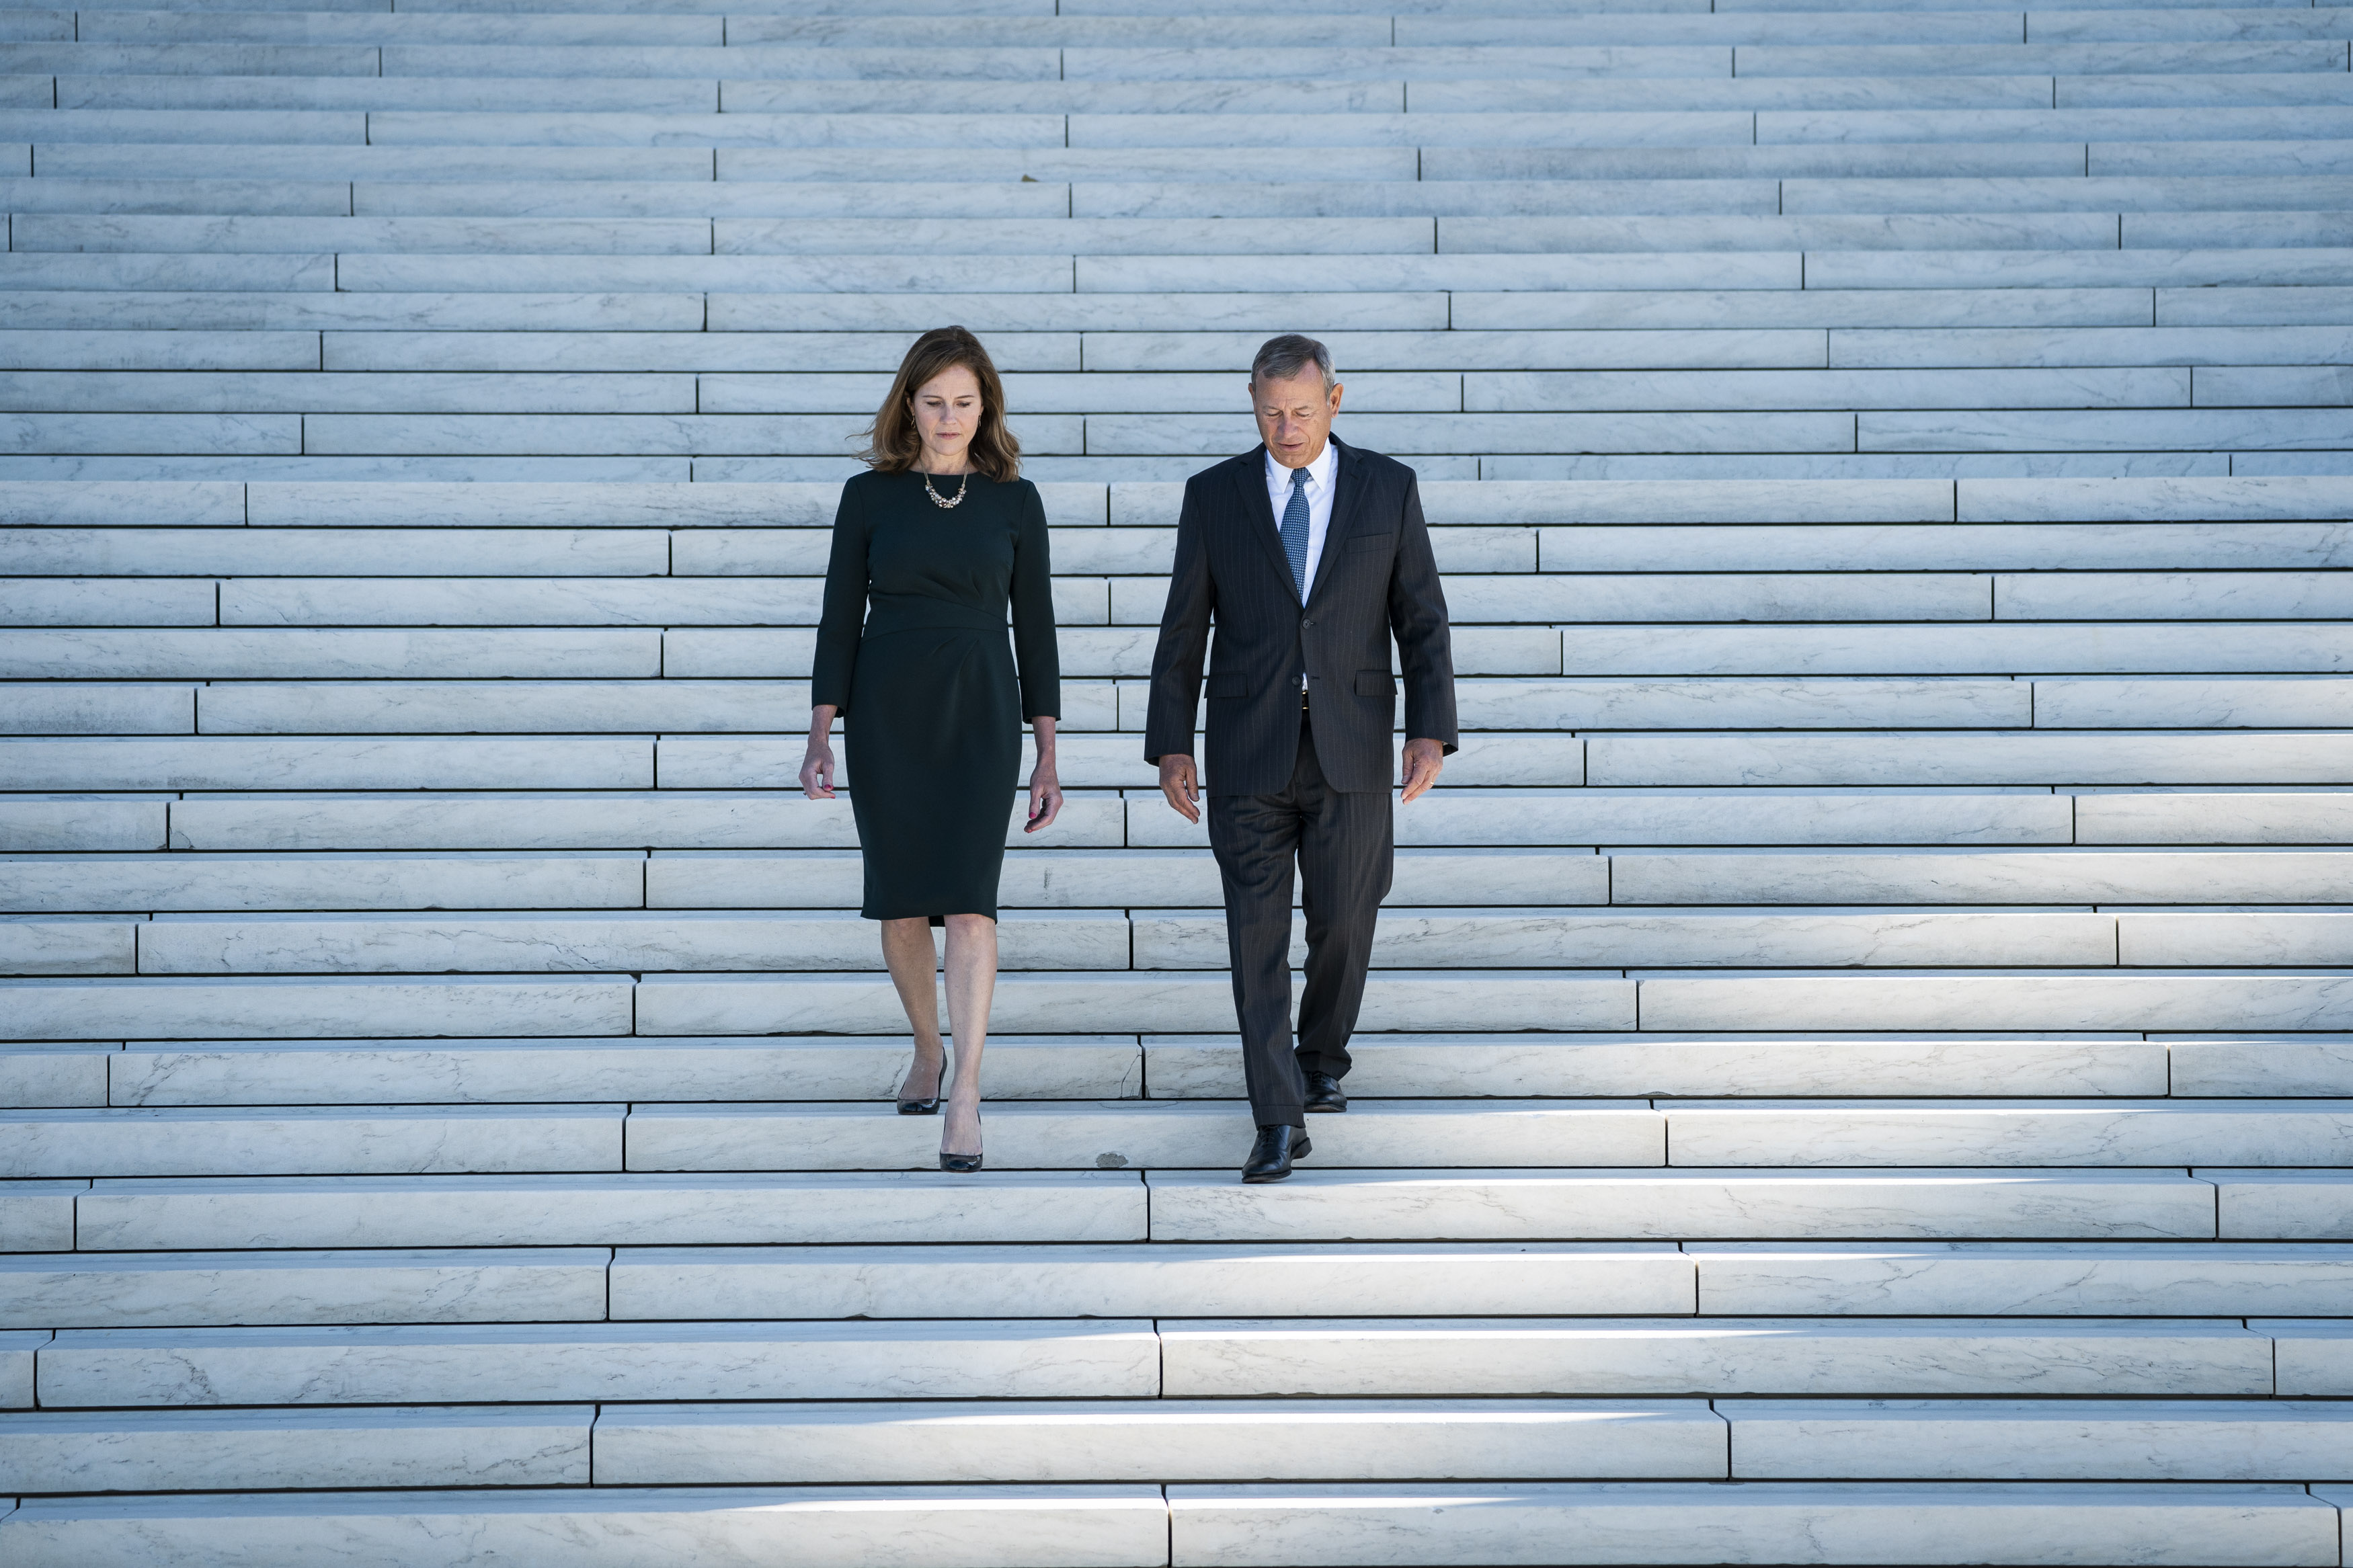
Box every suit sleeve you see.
[1143,476,1215,765]
[1010,481,1062,723]
[809,478,868,714]
[1388,472,1458,754]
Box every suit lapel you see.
[1232,446,1302,601]
[1304,436,1364,606]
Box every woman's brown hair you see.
[859,325,1021,482]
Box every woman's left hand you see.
[1025,766,1063,833]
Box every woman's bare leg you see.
[879,917,946,1102]
[939,913,997,1157]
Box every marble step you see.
[12,476,2338,534]
[1,1104,626,1178]
[1722,1398,2353,1481]
[0,1485,1172,1568]
[0,736,669,792]
[0,628,666,679]
[1610,848,2353,904]
[1164,1479,2336,1567]
[315,322,1872,374]
[0,918,135,977]
[161,788,2077,855]
[0,1481,2322,1567]
[1145,1167,2215,1243]
[0,796,164,853]
[1,526,680,575]
[1833,324,2353,368]
[0,1247,611,1329]
[56,76,717,115]
[2258,1321,2353,1397]
[0,1331,31,1407]
[2205,1167,2353,1240]
[625,1100,1666,1173]
[0,1182,74,1251]
[596,1397,1726,1485]
[0,973,637,1042]
[92,1035,1144,1107]
[54,567,2226,628]
[895,210,2248,257]
[75,13,717,42]
[239,170,2167,220]
[1665,1098,2353,1168]
[117,907,2135,976]
[627,1237,2353,1321]
[52,1031,2161,1109]
[1634,969,2353,1035]
[1551,622,2353,677]
[1694,1241,2353,1316]
[37,1319,1161,1406]
[631,969,1634,1037]
[1158,1316,2275,1397]
[0,677,2135,737]
[31,1314,2282,1406]
[0,1404,594,1495]
[1130,908,2116,969]
[3,848,1610,913]
[1141,1033,2166,1101]
[9,1099,1656,1177]
[17,968,2353,1045]
[69,1171,1150,1250]
[2165,1034,2353,1097]
[24,214,1445,260]
[130,909,1138,973]
[1,850,647,912]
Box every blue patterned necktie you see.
[1279,464,1311,599]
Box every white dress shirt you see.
[1265,439,1337,601]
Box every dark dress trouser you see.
[1206,703,1395,1128]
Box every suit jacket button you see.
[1301,617,1314,627]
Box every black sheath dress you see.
[810,469,1061,923]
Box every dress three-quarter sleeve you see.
[809,477,869,713]
[1010,481,1062,723]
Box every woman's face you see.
[910,363,984,468]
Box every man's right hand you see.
[1158,754,1201,824]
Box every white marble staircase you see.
[5,0,2353,1562]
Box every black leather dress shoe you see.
[1241,1123,1311,1183]
[1303,1071,1348,1114]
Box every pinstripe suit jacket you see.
[1144,437,1458,796]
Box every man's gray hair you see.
[1250,333,1335,392]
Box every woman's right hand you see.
[801,705,840,799]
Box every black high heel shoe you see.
[939,1108,983,1173]
[895,1056,943,1116]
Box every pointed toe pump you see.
[896,1057,943,1116]
[940,1111,984,1173]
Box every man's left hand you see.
[1399,737,1445,802]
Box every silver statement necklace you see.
[922,469,971,509]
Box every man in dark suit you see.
[1144,334,1458,1183]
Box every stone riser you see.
[13,1395,2353,1495]
[0,1481,2336,1568]
[8,1098,2353,1178]
[19,1315,2322,1407]
[13,1239,2353,1329]
[16,1032,2237,1108]
[2,1165,2291,1252]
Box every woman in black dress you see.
[798,327,1062,1172]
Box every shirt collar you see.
[1266,438,1337,495]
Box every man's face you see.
[1252,366,1344,468]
